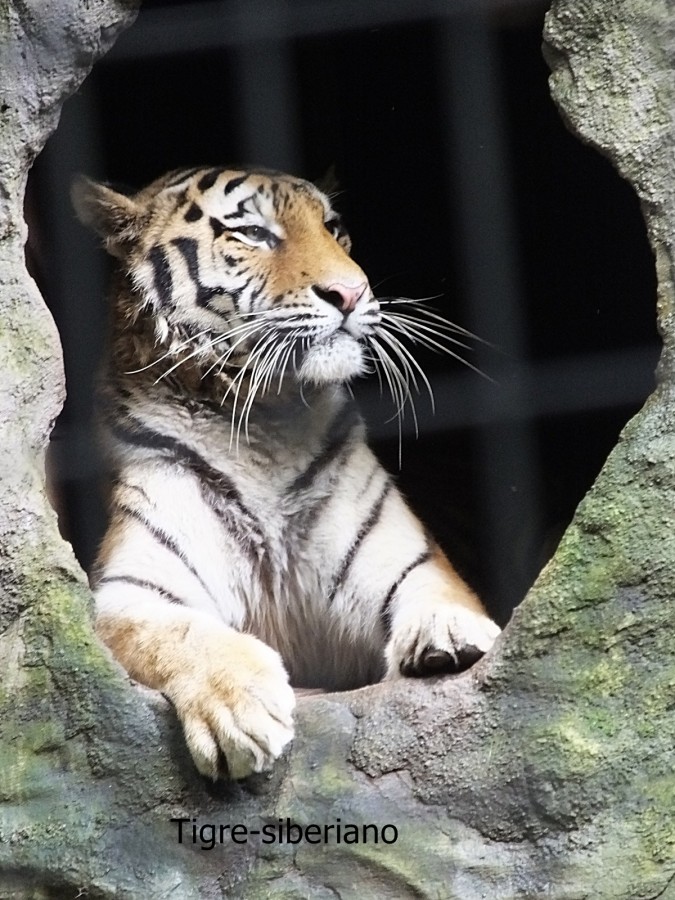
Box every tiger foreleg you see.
[95,589,295,780]
[383,544,501,679]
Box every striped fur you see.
[72,167,500,780]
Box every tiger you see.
[70,166,501,781]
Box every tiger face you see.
[72,167,380,386]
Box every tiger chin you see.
[71,165,501,781]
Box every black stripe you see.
[96,575,186,606]
[290,403,359,493]
[249,283,264,306]
[210,217,226,238]
[170,237,223,308]
[224,174,248,194]
[228,287,243,313]
[380,549,432,638]
[114,502,214,599]
[109,417,266,554]
[148,245,173,308]
[221,194,256,220]
[110,418,245,506]
[166,167,203,187]
[283,313,323,324]
[173,188,188,207]
[328,481,392,603]
[294,440,359,544]
[184,203,203,222]
[197,168,221,192]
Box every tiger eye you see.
[237,225,280,249]
[324,218,343,238]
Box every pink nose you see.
[317,282,368,313]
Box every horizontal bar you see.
[105,0,545,61]
[49,344,659,479]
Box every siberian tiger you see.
[71,166,501,781]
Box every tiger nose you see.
[312,282,368,313]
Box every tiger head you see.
[72,167,381,387]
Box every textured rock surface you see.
[0,0,674,897]
[0,3,218,897]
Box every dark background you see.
[28,0,658,623]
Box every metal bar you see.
[440,13,543,609]
[51,345,658,480]
[359,345,658,438]
[38,82,109,568]
[229,0,303,172]
[104,0,543,62]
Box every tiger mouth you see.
[228,327,365,376]
[318,328,362,346]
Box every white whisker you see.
[375,302,493,382]
[203,319,266,379]
[154,334,230,384]
[238,340,276,446]
[243,331,294,437]
[380,311,475,351]
[276,332,299,393]
[226,331,278,452]
[260,333,290,397]
[376,326,435,413]
[368,334,419,462]
[124,327,213,375]
[379,298,492,346]
[376,328,421,395]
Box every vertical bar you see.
[230,0,302,173]
[440,13,543,617]
[38,81,108,569]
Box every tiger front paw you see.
[385,601,501,679]
[165,627,295,780]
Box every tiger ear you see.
[71,175,143,256]
[315,164,340,198]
